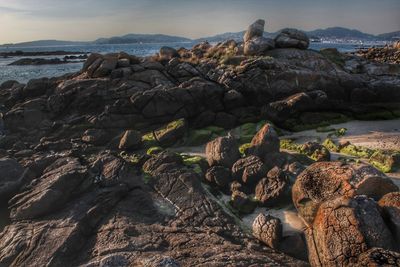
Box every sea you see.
[0,42,378,85]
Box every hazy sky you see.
[0,0,399,43]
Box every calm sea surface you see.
[0,42,370,84]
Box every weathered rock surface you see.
[0,19,400,267]
[306,195,396,267]
[379,192,400,249]
[206,136,241,168]
[255,167,290,206]
[253,213,282,249]
[293,161,398,224]
[247,124,280,159]
[118,130,142,150]
[231,155,267,185]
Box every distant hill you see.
[307,27,376,40]
[94,34,191,44]
[1,27,399,48]
[0,40,88,48]
[377,31,400,41]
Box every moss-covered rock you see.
[322,138,340,152]
[339,143,374,158]
[185,126,226,146]
[370,151,400,173]
[354,110,396,121]
[180,154,208,175]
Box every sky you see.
[0,0,399,44]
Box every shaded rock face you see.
[206,136,241,168]
[306,196,395,267]
[243,19,265,43]
[252,213,282,249]
[379,192,400,249]
[292,161,398,225]
[275,28,310,49]
[118,130,142,150]
[0,158,29,202]
[0,152,306,267]
[159,46,180,61]
[205,165,231,188]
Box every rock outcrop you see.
[0,19,399,267]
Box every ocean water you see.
[0,42,365,85]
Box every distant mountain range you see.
[1,27,399,47]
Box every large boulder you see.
[306,195,395,267]
[159,46,180,61]
[206,136,240,168]
[244,37,275,56]
[293,161,398,225]
[379,192,400,249]
[243,19,265,43]
[252,213,282,249]
[274,28,310,49]
[247,124,280,159]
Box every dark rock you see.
[154,119,187,146]
[82,129,114,146]
[231,155,267,185]
[275,28,309,49]
[0,158,30,202]
[118,130,142,150]
[214,112,237,129]
[230,190,256,214]
[93,56,118,78]
[252,213,282,249]
[9,157,88,220]
[243,19,265,43]
[159,46,180,61]
[247,124,280,159]
[255,167,290,206]
[279,233,308,262]
[206,136,240,168]
[379,192,400,249]
[223,90,246,110]
[244,37,275,56]
[356,247,400,267]
[293,161,398,225]
[205,166,231,188]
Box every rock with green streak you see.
[181,154,208,174]
[154,118,187,146]
[370,151,400,173]
[142,132,158,148]
[146,146,164,156]
[239,143,252,155]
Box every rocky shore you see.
[8,56,87,66]
[0,20,400,266]
[354,41,400,64]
